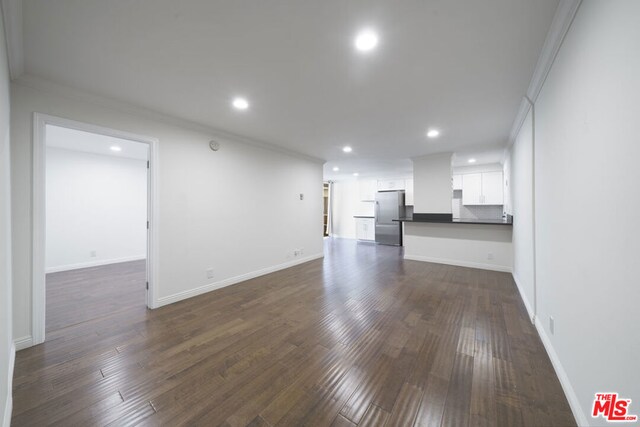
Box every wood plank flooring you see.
[46,260,147,333]
[13,238,576,426]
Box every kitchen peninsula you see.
[404,153,513,272]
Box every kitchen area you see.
[329,152,513,271]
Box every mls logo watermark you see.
[592,393,637,423]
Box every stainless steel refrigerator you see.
[375,190,405,245]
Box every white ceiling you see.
[22,0,559,176]
[46,125,149,160]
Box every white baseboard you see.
[534,317,586,427]
[512,273,535,323]
[403,254,512,273]
[45,255,146,273]
[13,336,33,351]
[2,343,15,427]
[155,253,324,308]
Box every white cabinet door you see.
[355,218,375,240]
[364,218,375,240]
[481,171,504,205]
[452,175,463,190]
[377,179,405,191]
[355,218,366,240]
[462,173,482,205]
[358,180,376,201]
[405,179,414,205]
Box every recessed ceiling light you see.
[426,129,440,138]
[354,29,378,52]
[332,166,340,172]
[468,158,477,163]
[232,97,249,110]
[353,172,359,177]
[342,146,353,153]
[110,146,122,152]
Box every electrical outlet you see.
[90,250,97,258]
[549,315,555,335]
[300,247,304,255]
[487,252,494,260]
[206,268,214,280]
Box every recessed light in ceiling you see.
[353,172,359,177]
[426,129,440,138]
[332,166,340,172]
[342,146,353,153]
[232,97,249,110]
[354,29,378,52]
[468,158,477,163]
[110,146,122,152]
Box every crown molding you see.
[1,0,23,79]
[507,0,582,147]
[12,74,326,164]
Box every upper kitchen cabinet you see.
[462,171,503,205]
[357,179,377,201]
[481,171,504,205]
[452,175,463,190]
[405,179,414,205]
[377,179,405,191]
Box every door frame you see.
[32,113,160,345]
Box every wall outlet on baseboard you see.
[206,268,214,280]
[487,252,494,260]
[549,315,555,335]
[90,250,97,258]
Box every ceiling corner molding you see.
[1,0,24,79]
[12,74,326,164]
[507,0,581,146]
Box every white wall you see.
[412,152,453,213]
[505,2,640,424]
[507,110,534,316]
[11,81,324,343]
[0,8,13,427]
[45,147,147,272]
[330,179,375,239]
[404,223,512,272]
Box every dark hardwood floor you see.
[46,259,147,333]
[13,239,575,426]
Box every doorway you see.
[32,114,158,344]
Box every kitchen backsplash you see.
[452,190,503,220]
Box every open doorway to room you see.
[31,114,158,344]
[323,182,329,237]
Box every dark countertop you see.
[394,216,513,226]
[353,215,375,218]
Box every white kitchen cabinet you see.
[481,171,504,205]
[452,174,463,190]
[462,172,504,205]
[357,179,377,201]
[404,179,414,205]
[355,217,375,241]
[377,179,405,191]
[462,173,483,205]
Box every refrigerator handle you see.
[375,201,379,224]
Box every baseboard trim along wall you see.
[156,253,324,308]
[3,343,15,427]
[512,273,535,323]
[403,254,512,273]
[534,317,587,427]
[13,336,33,351]
[45,255,146,274]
